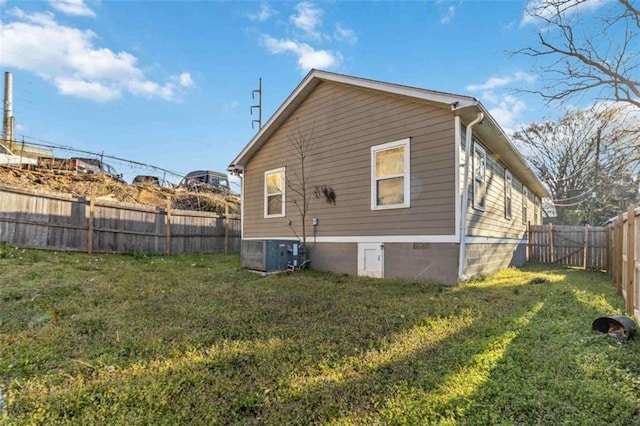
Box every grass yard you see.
[1,245,639,425]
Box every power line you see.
[16,134,185,179]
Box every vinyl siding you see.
[463,137,540,240]
[243,81,457,239]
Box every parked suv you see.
[180,170,230,193]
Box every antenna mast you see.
[251,78,262,130]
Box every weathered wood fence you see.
[0,184,240,254]
[608,205,639,322]
[528,224,609,270]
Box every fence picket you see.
[0,184,240,254]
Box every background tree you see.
[518,0,639,108]
[513,105,639,224]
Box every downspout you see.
[229,165,244,239]
[458,112,484,282]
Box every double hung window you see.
[264,168,285,217]
[371,139,410,210]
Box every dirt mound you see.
[0,166,240,214]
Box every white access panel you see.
[358,243,384,278]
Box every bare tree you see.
[517,0,640,108]
[285,119,314,263]
[513,105,639,224]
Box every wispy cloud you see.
[335,23,357,44]
[290,1,323,39]
[47,0,96,18]
[520,0,606,26]
[262,35,341,70]
[257,1,353,72]
[248,3,276,22]
[0,8,193,102]
[440,5,455,24]
[466,72,536,131]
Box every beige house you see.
[229,70,549,285]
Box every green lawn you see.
[1,245,639,425]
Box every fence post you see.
[224,202,229,254]
[527,221,531,262]
[616,213,624,293]
[87,193,95,254]
[547,223,554,263]
[165,201,172,256]
[626,205,635,315]
[583,225,589,269]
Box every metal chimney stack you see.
[3,71,14,148]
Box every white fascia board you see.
[242,235,459,243]
[314,70,477,107]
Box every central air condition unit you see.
[241,240,300,272]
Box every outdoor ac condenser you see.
[241,240,299,272]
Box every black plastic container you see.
[592,316,636,341]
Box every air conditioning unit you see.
[241,240,300,272]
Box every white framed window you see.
[522,187,529,225]
[504,170,513,220]
[264,167,285,218]
[473,143,486,211]
[371,138,411,210]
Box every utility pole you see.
[251,78,262,131]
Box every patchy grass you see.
[1,247,639,425]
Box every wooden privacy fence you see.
[528,224,609,270]
[608,205,639,321]
[0,184,240,254]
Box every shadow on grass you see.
[2,259,639,424]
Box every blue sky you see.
[0,0,600,185]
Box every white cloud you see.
[0,9,193,102]
[440,5,455,24]
[262,35,341,71]
[489,94,528,133]
[56,77,120,102]
[248,3,275,22]
[290,1,323,39]
[466,72,535,93]
[467,72,536,131]
[521,0,606,26]
[48,0,96,18]
[175,72,194,88]
[334,23,357,44]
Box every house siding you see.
[463,137,540,239]
[242,81,457,240]
[460,134,540,279]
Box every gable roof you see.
[229,69,549,199]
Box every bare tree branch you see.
[515,0,640,107]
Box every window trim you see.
[473,143,487,211]
[504,170,513,220]
[264,167,286,218]
[371,138,411,210]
